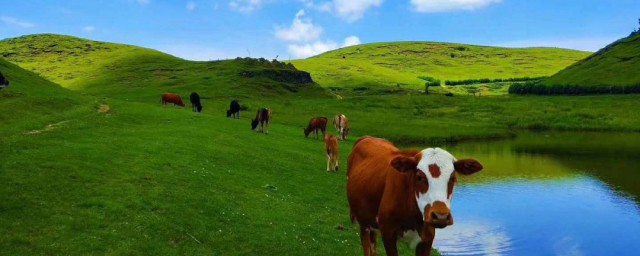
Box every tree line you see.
[509,82,640,95]
[444,76,547,86]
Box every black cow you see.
[227,100,240,118]
[190,92,202,112]
[0,72,8,90]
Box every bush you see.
[445,76,547,86]
[509,81,640,95]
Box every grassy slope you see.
[0,34,325,101]
[291,41,590,90]
[543,33,640,86]
[0,57,94,137]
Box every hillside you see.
[291,41,590,92]
[0,57,93,137]
[540,33,640,90]
[0,34,323,101]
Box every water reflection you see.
[430,132,640,256]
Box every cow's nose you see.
[431,212,449,221]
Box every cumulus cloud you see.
[229,0,265,13]
[1,16,35,28]
[343,35,361,47]
[288,36,361,58]
[301,0,382,22]
[186,1,197,12]
[274,10,323,42]
[411,0,501,13]
[83,26,95,33]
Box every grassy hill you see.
[0,57,94,137]
[0,34,323,101]
[544,33,640,86]
[291,41,590,93]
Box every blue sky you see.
[1,0,639,60]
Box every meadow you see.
[3,34,640,255]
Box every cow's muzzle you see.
[424,201,453,229]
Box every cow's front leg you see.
[381,229,399,256]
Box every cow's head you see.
[251,119,259,130]
[227,110,232,118]
[391,148,482,229]
[303,127,312,138]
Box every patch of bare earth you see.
[25,121,69,135]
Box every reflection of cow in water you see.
[0,72,9,90]
[304,117,328,139]
[189,92,202,112]
[251,108,271,134]
[161,93,185,107]
[227,100,240,118]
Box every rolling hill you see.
[0,57,94,137]
[291,41,591,92]
[539,33,640,91]
[0,34,323,101]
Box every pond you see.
[432,132,640,256]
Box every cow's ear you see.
[391,156,418,172]
[454,159,483,175]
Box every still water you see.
[432,132,640,256]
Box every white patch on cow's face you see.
[415,148,457,217]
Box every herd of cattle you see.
[159,91,483,256]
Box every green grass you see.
[543,33,640,87]
[291,41,590,93]
[2,34,640,255]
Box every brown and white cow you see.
[161,93,185,107]
[333,114,349,140]
[347,136,482,256]
[304,117,328,139]
[251,108,272,134]
[324,134,339,172]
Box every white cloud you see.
[302,0,382,22]
[333,0,383,22]
[1,16,35,28]
[136,0,150,5]
[274,10,323,42]
[343,35,361,47]
[83,26,95,33]
[288,35,361,58]
[411,0,501,13]
[229,0,265,13]
[187,1,197,12]
[496,37,618,52]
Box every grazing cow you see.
[0,72,8,90]
[304,117,328,139]
[324,134,339,172]
[189,92,203,112]
[161,93,185,107]
[347,136,482,256]
[333,114,350,140]
[227,100,240,118]
[251,108,272,134]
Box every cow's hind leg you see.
[359,226,375,256]
[326,154,331,172]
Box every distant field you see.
[291,41,590,93]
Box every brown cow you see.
[347,136,482,256]
[251,108,272,134]
[333,114,349,140]
[304,117,328,139]
[324,134,339,172]
[161,93,185,107]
